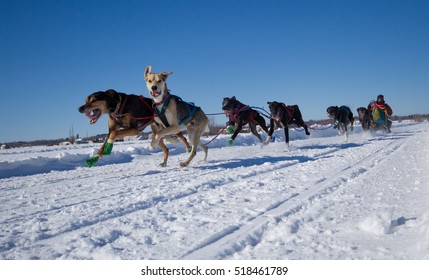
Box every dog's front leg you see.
[228,123,242,146]
[343,124,349,142]
[97,137,109,158]
[150,125,180,149]
[264,119,275,145]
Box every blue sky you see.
[1,0,428,142]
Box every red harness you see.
[224,104,257,124]
[110,95,155,131]
[273,105,295,123]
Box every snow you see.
[1,121,429,260]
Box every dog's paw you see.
[226,126,234,134]
[227,139,234,146]
[149,144,155,151]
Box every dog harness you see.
[110,95,155,131]
[271,104,295,123]
[152,92,197,127]
[224,103,258,125]
[335,106,351,123]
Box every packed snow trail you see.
[0,121,428,259]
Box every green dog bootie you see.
[227,139,234,146]
[102,142,113,155]
[85,155,99,167]
[226,126,234,134]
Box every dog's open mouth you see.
[85,109,102,124]
[150,91,161,97]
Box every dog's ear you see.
[144,65,152,80]
[105,90,120,112]
[159,72,173,81]
[105,89,117,96]
[231,96,236,100]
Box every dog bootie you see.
[227,139,234,146]
[226,126,234,134]
[102,142,113,155]
[85,155,99,168]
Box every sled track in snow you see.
[0,129,419,259]
[181,136,408,259]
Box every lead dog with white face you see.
[144,65,208,167]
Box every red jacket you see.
[373,102,393,116]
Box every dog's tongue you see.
[86,110,99,124]
[151,91,161,97]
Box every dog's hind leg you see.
[179,127,199,167]
[297,118,310,136]
[198,141,208,162]
[294,109,310,136]
[249,122,263,143]
[177,132,192,152]
[255,115,269,134]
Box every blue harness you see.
[153,94,197,127]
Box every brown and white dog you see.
[78,89,191,166]
[144,65,208,167]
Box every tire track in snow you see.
[181,137,407,259]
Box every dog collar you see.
[152,92,170,106]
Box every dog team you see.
[79,66,393,167]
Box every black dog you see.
[356,107,372,131]
[326,105,354,142]
[265,101,310,147]
[78,89,190,166]
[222,96,269,145]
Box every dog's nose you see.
[151,86,158,91]
[78,105,85,113]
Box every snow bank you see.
[358,208,394,236]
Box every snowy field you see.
[1,121,429,260]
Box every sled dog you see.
[222,96,269,145]
[326,105,354,142]
[265,101,310,148]
[144,65,208,167]
[78,89,190,166]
